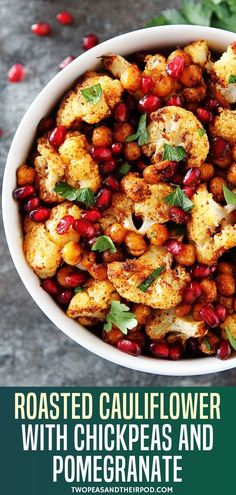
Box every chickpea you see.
[175,303,191,317]
[62,241,83,266]
[143,165,161,184]
[217,295,234,313]
[218,261,235,275]
[212,155,231,169]
[179,64,202,87]
[175,244,196,266]
[146,224,168,246]
[200,162,214,182]
[209,176,226,202]
[78,317,98,327]
[102,326,123,346]
[113,123,134,143]
[57,265,73,287]
[227,162,236,186]
[92,126,112,147]
[120,65,142,92]
[123,142,141,161]
[183,84,206,102]
[105,223,126,244]
[167,49,191,65]
[200,279,217,303]
[216,274,235,296]
[153,73,174,97]
[232,144,236,161]
[132,304,151,325]
[125,232,147,256]
[17,164,36,186]
[102,247,125,263]
[193,302,204,321]
[199,331,220,355]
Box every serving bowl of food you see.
[3,24,236,376]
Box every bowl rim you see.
[3,24,236,376]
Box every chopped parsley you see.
[54,183,94,207]
[104,301,137,334]
[138,266,165,293]
[164,185,193,212]
[163,143,187,162]
[91,235,117,254]
[225,327,236,350]
[223,184,236,205]
[125,113,149,146]
[81,83,103,104]
[228,75,236,84]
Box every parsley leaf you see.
[182,0,212,26]
[163,143,187,162]
[91,235,117,254]
[198,128,206,137]
[223,184,236,204]
[118,162,132,177]
[225,327,236,350]
[228,75,236,84]
[104,301,137,334]
[125,113,149,146]
[138,266,165,293]
[74,286,86,294]
[54,183,94,207]
[203,338,212,352]
[81,83,102,104]
[164,185,193,212]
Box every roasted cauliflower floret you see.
[23,218,62,279]
[35,137,66,203]
[213,43,236,104]
[184,40,210,68]
[188,184,236,265]
[46,202,81,248]
[209,109,236,145]
[145,310,206,343]
[57,71,123,126]
[142,106,209,168]
[221,314,236,339]
[107,246,190,309]
[67,280,117,320]
[143,54,167,77]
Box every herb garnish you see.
[225,327,236,350]
[104,301,137,334]
[198,128,206,137]
[223,184,236,205]
[54,183,94,207]
[228,75,236,84]
[138,266,165,293]
[118,162,132,177]
[164,185,193,212]
[91,235,117,254]
[163,143,187,162]
[81,83,103,104]
[125,113,149,146]
[74,286,86,294]
[203,338,212,352]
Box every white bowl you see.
[3,25,236,376]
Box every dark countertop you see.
[1,0,235,386]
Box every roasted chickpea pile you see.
[14,40,236,361]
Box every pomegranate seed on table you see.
[183,185,196,199]
[141,76,154,94]
[196,107,212,123]
[81,208,102,222]
[117,339,142,356]
[183,281,202,304]
[65,271,87,288]
[183,167,201,186]
[57,289,74,305]
[56,215,75,234]
[211,137,229,158]
[31,23,52,36]
[169,343,183,360]
[138,95,161,113]
[56,11,74,25]
[215,303,226,322]
[199,304,219,327]
[170,207,189,224]
[90,146,112,162]
[111,142,123,156]
[74,219,96,238]
[0,128,3,137]
[166,56,185,79]
[114,102,129,122]
[101,158,116,174]
[167,95,182,107]
[13,185,35,201]
[29,207,51,223]
[59,55,76,70]
[41,278,59,296]
[95,188,112,210]
[24,197,40,213]
[216,341,231,360]
[149,342,169,359]
[165,239,183,256]
[83,33,99,50]
[49,126,67,148]
[192,264,212,279]
[103,175,119,191]
[8,64,25,83]
[37,116,55,134]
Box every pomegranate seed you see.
[87,236,98,248]
[138,94,161,113]
[166,56,184,79]
[211,137,229,158]
[74,219,96,238]
[65,272,87,288]
[165,239,183,255]
[149,342,169,359]
[8,64,25,83]
[141,76,154,94]
[59,55,75,70]
[117,339,141,356]
[114,102,129,122]
[0,128,3,138]
[41,278,59,296]
[83,33,98,50]
[29,207,51,223]
[49,126,66,148]
[136,161,146,172]
[56,215,75,234]
[81,208,102,222]
[170,207,189,224]
[111,142,123,156]
[103,175,119,191]
[162,162,177,180]
[56,11,74,25]
[183,281,202,304]
[169,343,183,360]
[57,289,73,305]
[13,185,35,201]
[183,167,200,186]
[205,98,219,111]
[37,116,55,134]
[167,95,182,107]
[171,170,184,185]
[102,159,116,174]
[183,185,196,199]
[24,197,40,213]
[192,264,212,279]
[31,23,52,36]
[196,108,212,123]
[199,304,219,328]
[216,341,231,360]
[215,303,226,322]
[90,147,112,162]
[95,188,112,210]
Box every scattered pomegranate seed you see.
[56,215,75,234]
[114,102,129,122]
[24,197,40,213]
[90,147,112,162]
[196,107,212,123]
[169,343,183,360]
[87,236,98,248]
[111,142,123,156]
[162,162,177,180]
[205,98,219,111]
[141,76,154,94]
[183,185,196,199]
[59,55,76,70]
[166,56,185,79]
[102,159,116,174]
[117,339,141,356]
[216,341,231,360]
[95,188,112,210]
[149,342,169,359]
[103,175,119,191]
[57,289,74,305]
[56,11,74,25]
[170,206,189,224]
[29,207,51,223]
[192,264,212,279]
[74,219,96,238]
[165,239,183,255]
[211,137,229,158]
[41,278,59,296]
[83,33,99,50]
[171,170,184,185]
[199,305,219,328]
[167,95,182,107]
[138,94,161,113]
[65,271,87,288]
[215,303,227,322]
[37,116,55,134]
[183,167,200,186]
[31,23,52,36]
[8,64,25,83]
[81,208,102,222]
[49,125,66,147]
[13,185,35,201]
[183,281,202,304]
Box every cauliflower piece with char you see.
[143,54,167,76]
[221,314,236,339]
[35,137,66,203]
[142,106,209,168]
[57,71,123,126]
[213,43,236,104]
[107,246,190,309]
[210,109,236,145]
[23,218,62,279]
[46,202,81,248]
[145,310,206,343]
[184,40,210,68]
[67,280,117,320]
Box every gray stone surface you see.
[1,0,236,386]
